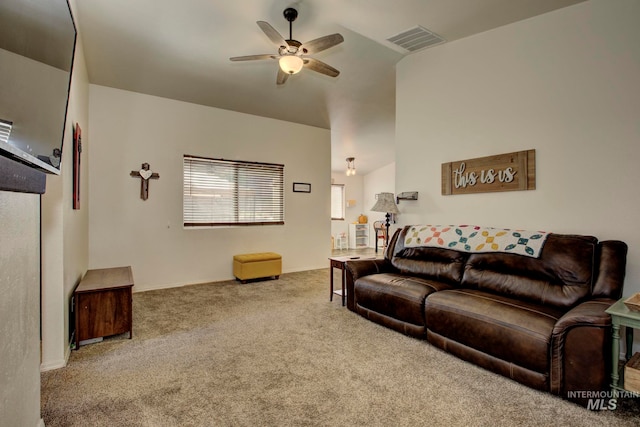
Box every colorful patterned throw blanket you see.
[404,225,550,258]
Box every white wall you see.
[41,0,91,370]
[88,86,331,291]
[0,192,41,427]
[396,0,640,346]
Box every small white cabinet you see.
[348,223,369,249]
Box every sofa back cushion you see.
[461,234,597,309]
[389,226,469,285]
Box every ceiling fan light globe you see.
[279,55,304,74]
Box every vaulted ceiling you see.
[75,0,585,174]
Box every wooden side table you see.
[74,266,134,349]
[329,256,377,306]
[605,298,640,391]
[329,256,349,306]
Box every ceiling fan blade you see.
[276,68,289,85]
[303,58,340,78]
[257,21,288,48]
[230,54,277,61]
[300,33,344,54]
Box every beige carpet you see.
[41,269,640,426]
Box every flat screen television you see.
[0,0,77,175]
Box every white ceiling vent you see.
[386,26,445,53]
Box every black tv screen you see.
[0,0,77,174]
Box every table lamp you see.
[370,192,399,247]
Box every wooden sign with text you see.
[441,150,535,195]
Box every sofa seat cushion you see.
[355,273,454,329]
[425,289,564,373]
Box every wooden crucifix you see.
[130,163,159,200]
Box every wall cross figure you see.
[130,163,159,200]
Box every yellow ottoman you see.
[233,252,282,284]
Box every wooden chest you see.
[74,266,134,349]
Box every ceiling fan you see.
[230,7,344,85]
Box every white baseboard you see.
[38,417,45,427]
[40,358,66,372]
[40,343,70,372]
[133,280,212,293]
[132,266,328,293]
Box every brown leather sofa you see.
[345,225,627,406]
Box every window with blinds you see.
[331,184,345,220]
[183,155,284,227]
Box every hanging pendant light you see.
[346,157,356,176]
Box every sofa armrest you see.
[550,298,614,403]
[593,240,627,299]
[344,259,394,311]
[553,299,614,334]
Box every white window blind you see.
[183,155,284,227]
[331,184,345,220]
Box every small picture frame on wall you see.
[293,182,311,193]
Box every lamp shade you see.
[370,192,399,214]
[279,55,304,74]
